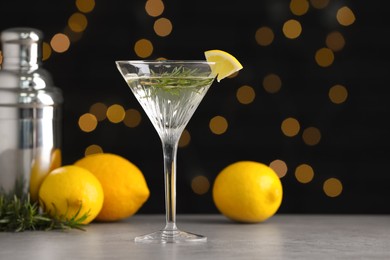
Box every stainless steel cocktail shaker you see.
[0,27,63,201]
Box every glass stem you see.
[162,136,179,231]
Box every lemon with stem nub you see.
[38,165,104,224]
[74,153,150,222]
[204,50,243,82]
[213,161,283,223]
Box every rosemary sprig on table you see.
[0,194,88,232]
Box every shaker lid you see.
[0,27,61,104]
[1,27,43,44]
[1,27,43,70]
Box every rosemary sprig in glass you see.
[0,194,89,232]
[152,67,214,89]
[129,66,215,97]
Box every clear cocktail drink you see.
[116,61,216,243]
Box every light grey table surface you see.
[1,214,389,260]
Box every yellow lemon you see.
[38,165,104,224]
[212,161,283,223]
[204,49,243,82]
[74,153,150,222]
[30,148,62,202]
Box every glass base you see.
[134,229,207,244]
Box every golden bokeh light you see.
[50,33,70,53]
[154,17,173,37]
[34,0,97,61]
[191,175,210,195]
[302,126,321,146]
[269,159,288,178]
[106,104,125,123]
[295,164,314,183]
[78,113,98,132]
[179,129,191,148]
[255,26,274,46]
[63,26,83,43]
[281,117,300,137]
[326,31,345,52]
[42,42,52,61]
[290,0,310,16]
[309,0,329,9]
[89,102,108,121]
[0,51,2,64]
[263,73,282,93]
[209,116,228,135]
[315,47,334,67]
[145,0,165,17]
[68,13,88,33]
[283,19,302,39]
[323,178,343,197]
[85,144,103,156]
[329,84,348,104]
[76,0,95,13]
[134,38,153,58]
[336,6,356,26]
[123,108,142,128]
[236,85,255,105]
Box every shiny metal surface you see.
[1,27,41,71]
[0,27,62,200]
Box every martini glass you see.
[116,60,216,243]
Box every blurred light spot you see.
[63,26,83,43]
[329,84,348,104]
[283,19,302,39]
[145,0,164,17]
[85,144,103,156]
[191,175,210,195]
[302,126,321,146]
[255,26,274,46]
[290,0,309,16]
[89,102,107,121]
[263,73,282,93]
[323,178,343,197]
[106,104,125,123]
[315,47,334,67]
[281,117,300,137]
[79,113,97,132]
[134,38,153,58]
[209,116,228,135]
[179,129,191,148]
[310,0,329,9]
[0,51,2,64]
[336,6,355,26]
[326,31,345,52]
[236,85,255,104]
[295,164,314,183]
[154,17,173,37]
[50,33,70,53]
[42,42,52,61]
[76,0,95,13]
[269,159,288,178]
[123,108,142,127]
[68,13,88,33]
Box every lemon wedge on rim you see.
[204,49,243,82]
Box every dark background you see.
[1,0,389,214]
